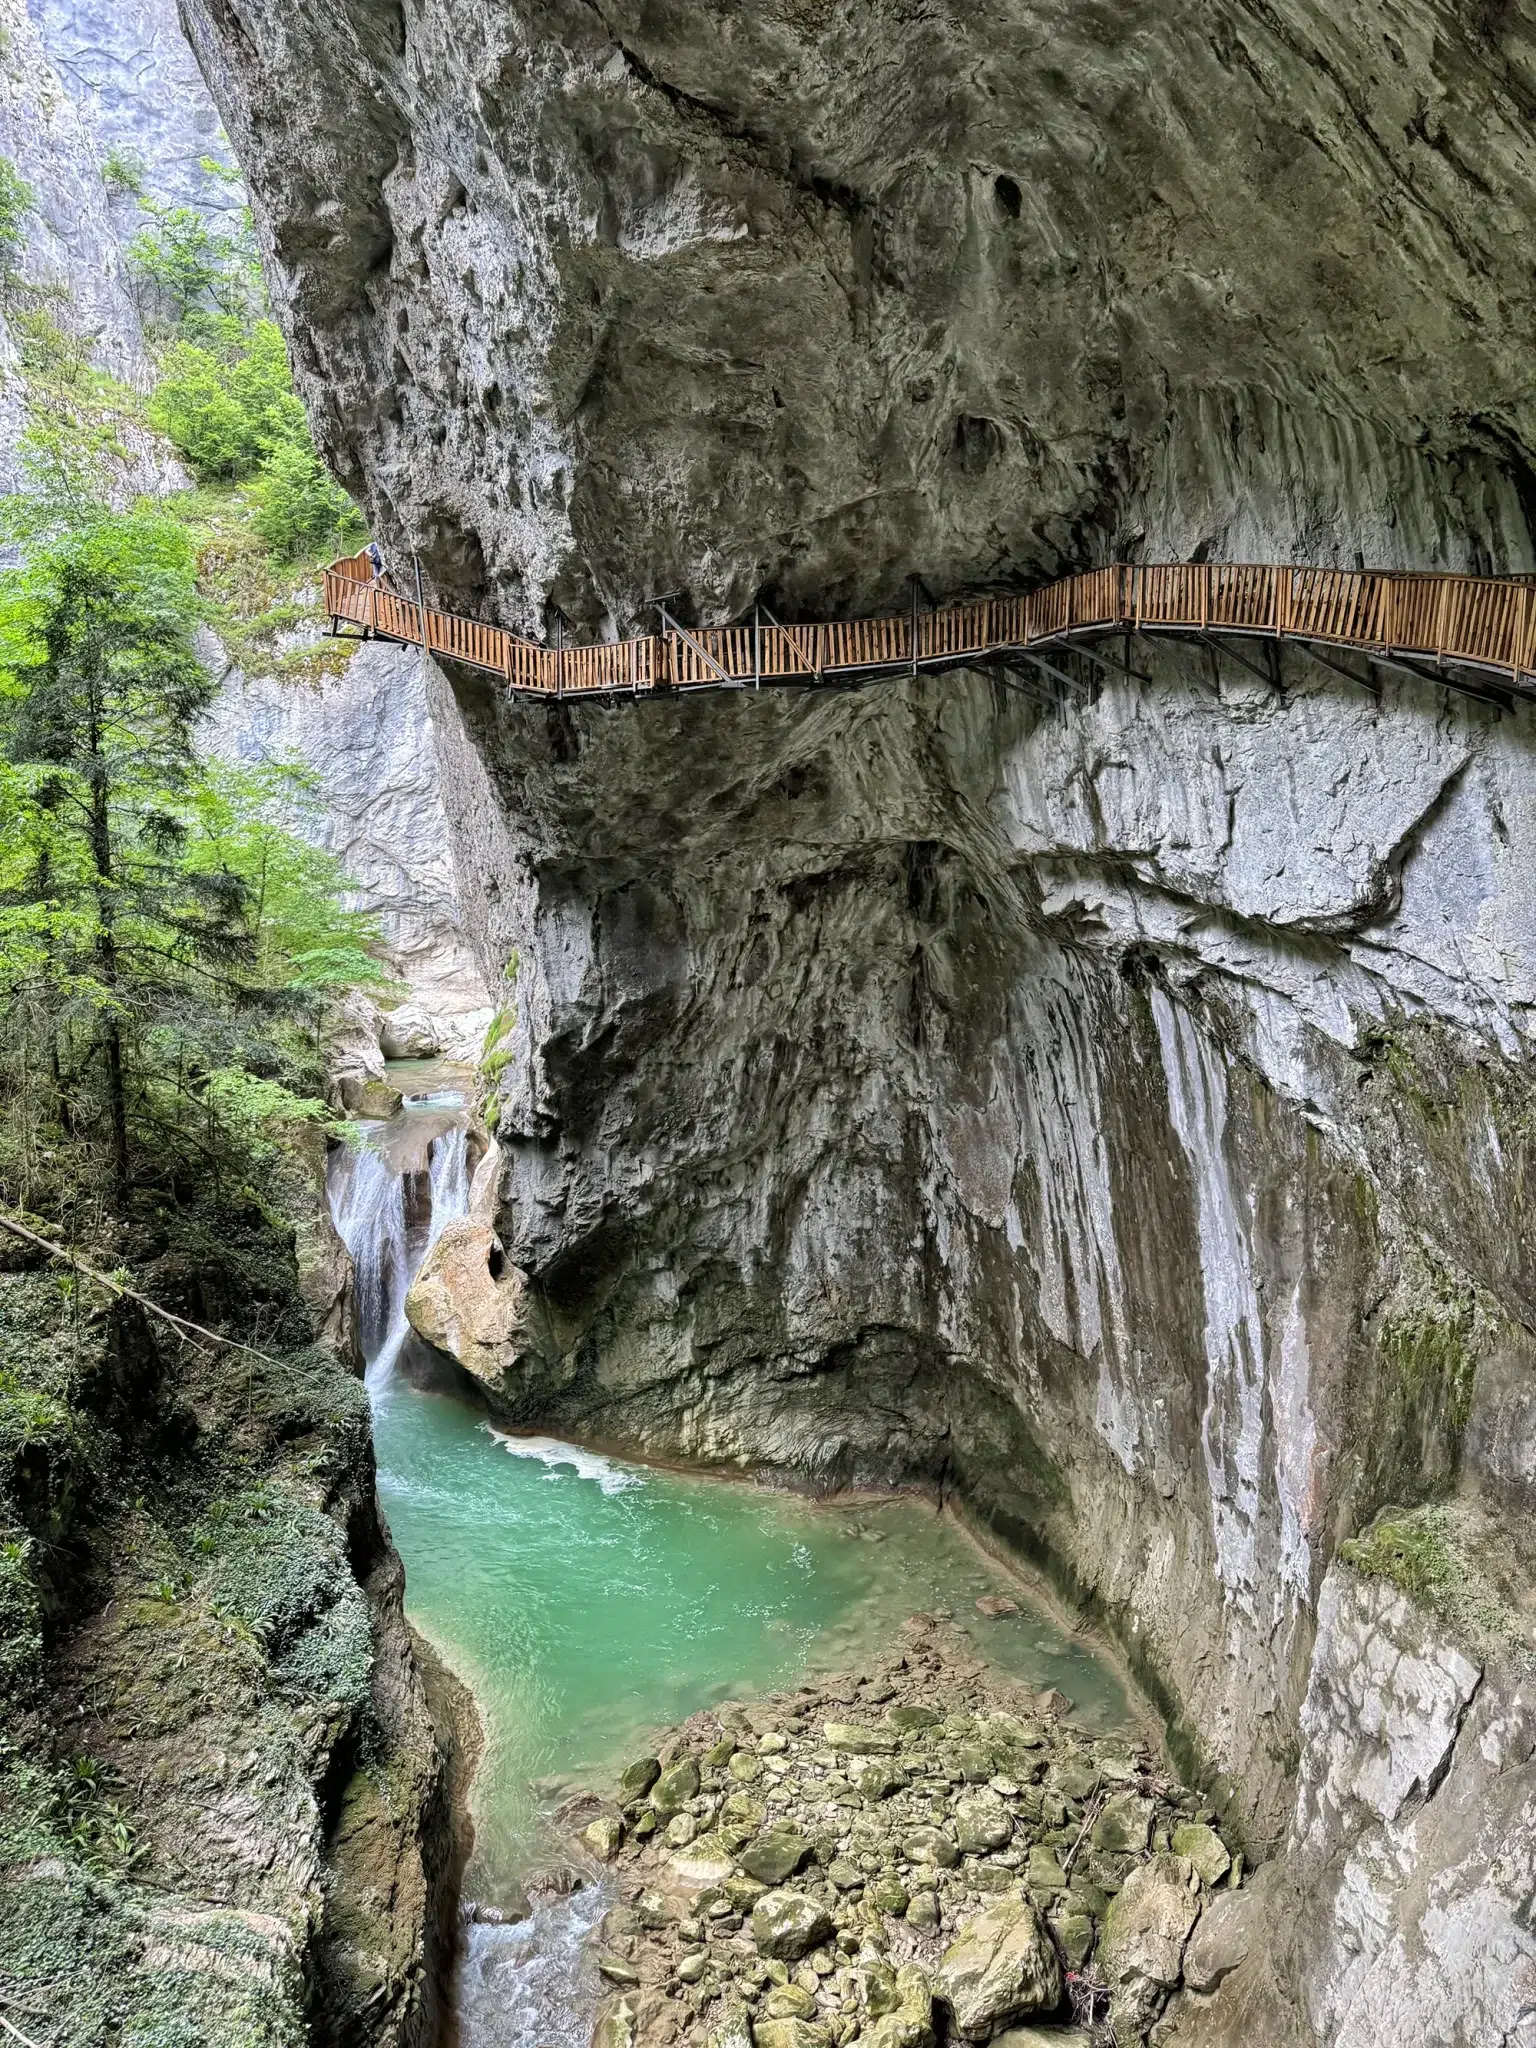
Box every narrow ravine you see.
[328,1074,1145,2048]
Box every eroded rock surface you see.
[182,0,1536,632]
[1287,1568,1536,2048]
[177,5,1536,2040]
[200,635,493,1061]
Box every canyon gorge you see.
[2,2,1534,2046]
[178,2,1536,2041]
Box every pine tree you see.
[0,508,384,1221]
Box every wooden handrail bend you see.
[324,554,1536,702]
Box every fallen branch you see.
[1061,1787,1104,1877]
[0,1209,279,1370]
[0,2009,51,2048]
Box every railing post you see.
[1519,582,1534,686]
[556,610,565,697]
[1433,578,1451,664]
[755,603,762,690]
[1277,566,1293,637]
[413,552,428,661]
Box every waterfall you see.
[329,1112,471,1387]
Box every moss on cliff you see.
[0,1215,457,2048]
[1341,1500,1533,1667]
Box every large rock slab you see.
[936,1896,1063,2039]
[750,1889,835,1961]
[1098,1853,1202,2036]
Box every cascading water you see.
[325,1071,1137,2048]
[329,1103,469,1384]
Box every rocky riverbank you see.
[567,1615,1246,2048]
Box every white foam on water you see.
[458,1884,611,2048]
[487,1429,644,1495]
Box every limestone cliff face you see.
[180,0,1536,633]
[424,640,1536,1834]
[182,5,1536,2040]
[31,0,246,227]
[200,635,493,1061]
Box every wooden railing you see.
[324,553,1536,700]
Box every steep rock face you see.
[181,3,1536,2038]
[31,0,245,224]
[1286,1568,1535,2048]
[0,0,158,493]
[416,632,1536,1861]
[181,0,1536,632]
[201,635,493,1060]
[0,0,144,382]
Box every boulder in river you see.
[1092,1790,1153,1854]
[1172,1820,1232,1887]
[592,1993,641,2048]
[584,1814,624,1861]
[706,2000,754,2048]
[750,1888,835,1959]
[1180,1883,1260,1994]
[903,1824,960,1868]
[1098,1852,1203,2034]
[650,1757,700,1814]
[738,1824,811,1884]
[620,1757,661,1800]
[861,1963,937,2048]
[955,1791,1014,1853]
[936,1895,1063,2038]
[823,1722,899,1755]
[670,1831,737,1891]
[753,2022,829,2048]
[853,1757,908,1801]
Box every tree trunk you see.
[87,685,130,1210]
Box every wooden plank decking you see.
[324,554,1536,702]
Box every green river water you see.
[334,1087,1134,2044]
[370,1369,1130,1898]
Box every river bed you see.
[329,1078,1136,2047]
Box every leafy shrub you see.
[101,145,146,198]
[148,318,306,481]
[249,436,359,559]
[128,198,259,325]
[0,153,33,282]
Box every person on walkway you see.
[366,538,385,581]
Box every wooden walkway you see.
[325,554,1536,704]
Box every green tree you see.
[250,437,358,559]
[148,318,308,481]
[101,145,146,199]
[0,507,384,1217]
[128,198,260,327]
